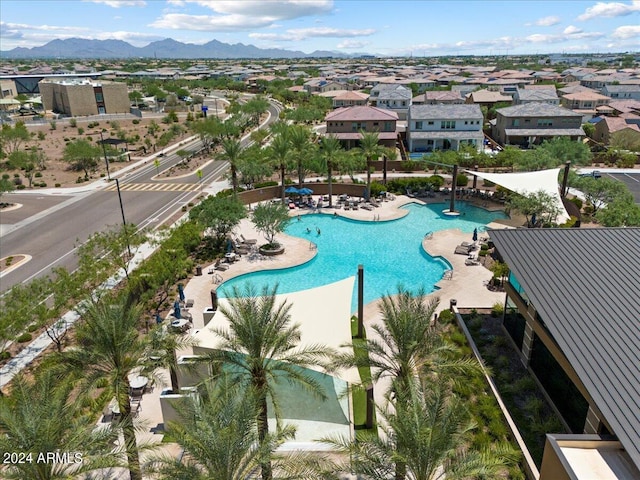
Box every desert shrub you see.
[437,309,455,325]
[69,118,77,127]
[491,302,504,317]
[16,333,32,343]
[27,324,38,332]
[0,351,10,361]
[35,172,42,178]
[456,173,469,186]
[16,184,26,190]
[55,183,61,188]
[132,119,140,124]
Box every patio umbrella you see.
[285,186,299,194]
[472,228,478,242]
[298,187,313,195]
[177,283,185,302]
[173,300,181,319]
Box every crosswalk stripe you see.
[103,183,200,192]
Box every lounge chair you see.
[214,259,230,271]
[465,258,480,266]
[454,245,472,255]
[240,234,257,245]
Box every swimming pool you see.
[219,202,507,310]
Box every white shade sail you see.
[465,167,570,223]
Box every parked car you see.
[579,170,601,179]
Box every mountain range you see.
[0,38,354,59]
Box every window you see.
[352,122,365,131]
[512,119,520,127]
[537,119,553,127]
[384,121,393,131]
[95,92,104,102]
[415,121,423,130]
[428,121,434,125]
[441,120,455,129]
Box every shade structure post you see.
[449,164,458,213]
[365,384,374,429]
[357,265,364,339]
[561,161,571,198]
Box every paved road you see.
[1,101,282,293]
[604,171,640,203]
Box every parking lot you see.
[604,171,640,204]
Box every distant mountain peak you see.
[0,37,354,59]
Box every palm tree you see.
[0,370,118,480]
[149,374,296,480]
[210,284,332,480]
[220,137,243,195]
[288,124,315,188]
[327,377,516,480]
[357,130,386,200]
[266,126,292,204]
[60,297,148,480]
[318,135,344,207]
[145,325,199,394]
[332,287,478,395]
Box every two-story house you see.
[492,103,584,148]
[513,88,560,105]
[369,83,412,120]
[412,90,464,105]
[324,105,398,149]
[560,91,612,121]
[406,104,483,153]
[331,91,369,109]
[602,84,640,101]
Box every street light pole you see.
[100,130,111,181]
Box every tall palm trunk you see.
[366,156,372,200]
[383,155,388,185]
[121,399,142,480]
[255,381,273,480]
[327,161,333,207]
[231,164,238,195]
[280,163,286,204]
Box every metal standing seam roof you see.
[488,227,640,472]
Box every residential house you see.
[602,84,640,101]
[412,90,464,105]
[593,114,640,145]
[492,103,584,147]
[330,90,369,108]
[513,88,560,105]
[406,104,483,153]
[324,105,398,149]
[303,78,344,94]
[465,89,513,108]
[560,91,612,121]
[369,83,412,120]
[608,99,640,116]
[488,228,640,480]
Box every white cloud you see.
[84,0,146,7]
[336,39,369,49]
[150,0,333,32]
[563,25,582,35]
[577,1,640,21]
[249,27,374,42]
[611,24,640,38]
[525,34,562,43]
[535,16,560,26]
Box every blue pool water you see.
[219,202,507,311]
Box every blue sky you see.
[1,0,639,55]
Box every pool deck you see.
[123,194,518,470]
